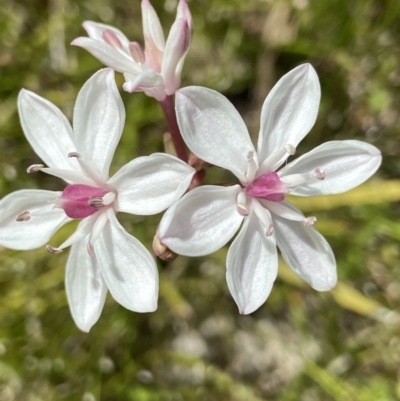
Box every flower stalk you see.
[160,95,187,162]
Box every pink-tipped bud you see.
[152,233,167,257]
[129,42,146,64]
[102,29,123,49]
[177,0,193,31]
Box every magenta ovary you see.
[57,184,109,219]
[246,172,285,202]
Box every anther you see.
[16,211,30,222]
[46,245,63,254]
[314,168,325,180]
[88,197,104,209]
[236,191,249,216]
[27,164,44,173]
[284,144,296,155]
[266,224,274,237]
[87,242,95,256]
[246,150,254,162]
[68,152,81,158]
[237,204,249,216]
[303,216,317,227]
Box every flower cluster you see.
[0,0,381,331]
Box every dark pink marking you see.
[246,172,285,202]
[58,184,108,219]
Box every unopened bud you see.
[152,233,167,257]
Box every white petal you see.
[175,87,256,182]
[18,89,78,170]
[108,153,195,215]
[257,64,321,164]
[159,185,244,256]
[73,69,125,181]
[71,37,140,74]
[65,239,107,332]
[278,140,382,196]
[0,190,70,250]
[95,210,158,313]
[162,18,190,95]
[82,21,130,47]
[272,202,337,291]
[141,0,165,51]
[123,70,163,92]
[227,211,278,315]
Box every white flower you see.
[158,64,382,314]
[71,0,192,101]
[0,68,195,331]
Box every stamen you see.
[87,242,95,256]
[314,168,325,180]
[88,197,104,209]
[257,144,296,177]
[246,150,254,162]
[236,191,249,216]
[16,211,30,221]
[68,152,81,158]
[129,41,146,64]
[102,29,123,49]
[284,144,296,155]
[245,150,258,184]
[303,216,317,226]
[46,245,63,254]
[252,198,273,234]
[102,192,116,205]
[27,164,44,173]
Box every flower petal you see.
[141,0,165,52]
[108,153,195,215]
[226,211,278,315]
[0,190,70,250]
[278,140,382,196]
[95,210,158,313]
[162,18,190,95]
[73,69,125,181]
[123,69,164,93]
[175,87,255,182]
[71,37,140,74]
[82,21,130,47]
[257,64,321,164]
[159,185,244,256]
[18,89,78,171]
[272,202,337,291]
[65,238,107,332]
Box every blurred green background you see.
[1,0,400,400]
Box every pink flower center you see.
[57,184,108,219]
[246,172,286,202]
